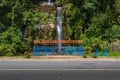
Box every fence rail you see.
[33,46,84,56]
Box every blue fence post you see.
[33,46,35,56]
[102,48,108,56]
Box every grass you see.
[85,52,120,58]
[108,52,120,58]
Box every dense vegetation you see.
[0,0,120,56]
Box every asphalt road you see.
[0,60,120,69]
[0,60,120,80]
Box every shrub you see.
[0,27,29,56]
[0,46,4,56]
[5,52,14,56]
[108,52,120,57]
[24,52,31,58]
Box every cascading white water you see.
[48,0,52,5]
[57,7,62,53]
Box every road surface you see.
[0,60,120,80]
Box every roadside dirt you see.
[0,55,120,61]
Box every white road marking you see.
[0,69,120,71]
[0,59,120,61]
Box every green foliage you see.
[104,25,120,42]
[0,0,120,56]
[0,44,16,56]
[38,12,56,24]
[84,46,91,54]
[108,52,120,57]
[0,27,28,56]
[83,0,97,10]
[55,0,63,7]
[82,36,109,54]
[115,0,120,14]
[24,52,31,58]
[65,3,83,39]
[86,12,114,40]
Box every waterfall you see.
[48,0,51,5]
[57,7,62,53]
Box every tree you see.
[64,3,83,39]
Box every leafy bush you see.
[24,52,31,58]
[84,46,91,54]
[108,52,120,57]
[5,52,14,56]
[0,46,4,56]
[55,0,63,7]
[0,27,28,56]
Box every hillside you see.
[0,0,120,56]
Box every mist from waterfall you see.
[57,7,62,53]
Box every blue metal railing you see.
[33,46,84,56]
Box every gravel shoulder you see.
[0,55,120,61]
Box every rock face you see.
[37,22,55,40]
[38,22,55,29]
[48,22,55,29]
[40,5,55,14]
[25,0,57,40]
[111,40,120,52]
